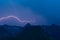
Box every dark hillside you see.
[0,24,60,40]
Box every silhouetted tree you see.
[17,23,52,40]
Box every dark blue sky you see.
[0,0,60,25]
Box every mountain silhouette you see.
[0,23,60,40]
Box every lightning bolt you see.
[0,15,34,23]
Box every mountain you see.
[0,23,60,40]
[0,24,24,40]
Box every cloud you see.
[0,0,50,25]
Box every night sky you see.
[0,0,60,25]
